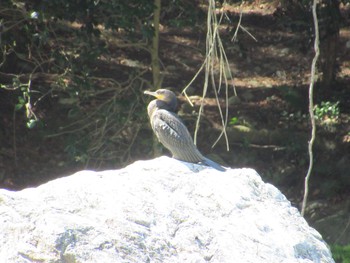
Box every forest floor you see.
[1,1,350,247]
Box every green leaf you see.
[15,104,24,111]
[26,119,37,129]
[229,117,238,125]
[18,96,25,104]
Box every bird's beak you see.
[144,90,163,99]
[144,90,157,97]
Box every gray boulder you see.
[0,156,334,263]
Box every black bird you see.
[144,89,225,171]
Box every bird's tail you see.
[202,157,226,172]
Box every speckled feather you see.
[151,109,204,163]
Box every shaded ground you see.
[1,1,349,246]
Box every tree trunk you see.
[318,0,341,90]
[151,0,161,89]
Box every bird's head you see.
[144,89,177,110]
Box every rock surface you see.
[0,156,334,263]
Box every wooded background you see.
[1,0,350,259]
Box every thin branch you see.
[183,0,236,150]
[301,0,320,217]
[335,216,350,244]
[231,5,243,42]
[239,25,258,42]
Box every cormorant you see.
[144,89,225,172]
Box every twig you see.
[231,4,243,42]
[183,0,236,150]
[335,216,350,244]
[239,25,258,42]
[301,0,320,217]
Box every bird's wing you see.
[151,110,194,148]
[151,109,205,162]
[150,110,224,168]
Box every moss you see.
[331,244,350,263]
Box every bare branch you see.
[183,0,237,150]
[301,0,320,217]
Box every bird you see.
[144,89,225,172]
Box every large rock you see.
[0,156,334,263]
